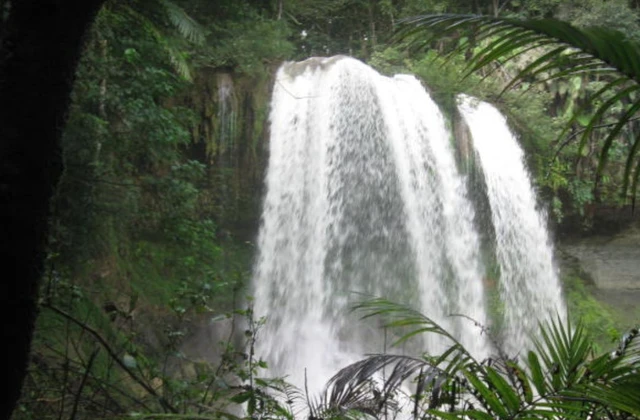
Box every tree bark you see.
[0,1,104,418]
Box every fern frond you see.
[159,0,205,44]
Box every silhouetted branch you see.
[42,303,178,414]
[69,347,99,420]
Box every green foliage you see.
[512,0,562,18]
[396,13,640,204]
[26,2,269,416]
[399,0,451,16]
[19,270,292,420]
[561,0,640,42]
[563,275,618,352]
[320,298,640,419]
[205,18,294,74]
[103,0,205,81]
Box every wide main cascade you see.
[252,55,565,393]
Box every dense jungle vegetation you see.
[6,0,640,418]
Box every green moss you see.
[563,274,620,352]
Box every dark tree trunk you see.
[0,1,104,418]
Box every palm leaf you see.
[319,354,450,417]
[399,15,640,81]
[113,1,202,81]
[259,377,307,420]
[327,299,640,419]
[159,0,205,44]
[397,14,640,201]
[313,299,486,417]
[581,327,640,416]
[527,319,640,417]
[353,298,479,366]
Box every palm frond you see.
[256,377,307,420]
[166,43,194,81]
[398,15,640,82]
[117,5,194,81]
[397,14,640,201]
[318,354,454,418]
[581,326,640,416]
[525,318,640,417]
[159,0,205,44]
[353,298,479,366]
[323,299,640,419]
[113,1,202,81]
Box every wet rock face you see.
[561,223,640,290]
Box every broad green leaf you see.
[485,367,520,414]
[463,369,508,417]
[230,391,252,404]
[576,114,592,127]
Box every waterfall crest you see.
[252,56,564,393]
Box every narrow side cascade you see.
[216,73,237,163]
[457,95,566,354]
[253,56,491,394]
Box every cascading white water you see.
[253,56,492,394]
[457,95,566,355]
[375,76,489,359]
[217,73,236,159]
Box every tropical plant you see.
[99,0,205,81]
[20,274,295,420]
[395,15,640,204]
[315,298,640,419]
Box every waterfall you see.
[457,95,566,355]
[252,56,564,394]
[216,73,236,161]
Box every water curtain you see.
[253,56,565,393]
